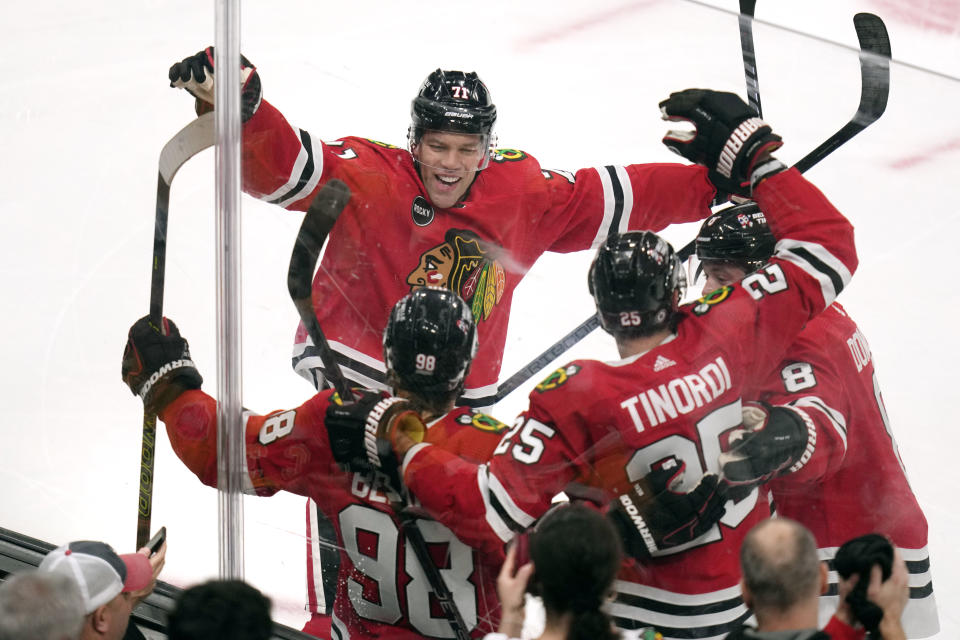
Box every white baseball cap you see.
[38,541,152,614]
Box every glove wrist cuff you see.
[363,397,408,468]
[750,158,787,192]
[615,493,660,557]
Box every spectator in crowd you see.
[488,503,632,640]
[166,579,272,640]
[38,540,165,640]
[729,518,909,640]
[0,569,86,640]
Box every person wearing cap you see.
[0,569,86,640]
[38,540,165,640]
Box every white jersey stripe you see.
[260,124,311,202]
[591,166,617,248]
[331,610,350,640]
[818,544,932,563]
[775,238,853,307]
[476,465,516,543]
[401,443,432,485]
[307,499,327,613]
[240,410,258,495]
[487,468,537,530]
[286,133,326,208]
[613,164,633,236]
[790,395,848,451]
[608,599,749,632]
[613,580,742,605]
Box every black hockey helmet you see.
[588,231,686,336]
[696,201,776,273]
[383,287,478,401]
[408,69,497,167]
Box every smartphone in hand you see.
[146,526,166,556]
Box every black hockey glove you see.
[660,89,785,195]
[122,316,203,415]
[719,401,811,495]
[324,391,427,478]
[168,46,262,121]
[607,462,727,561]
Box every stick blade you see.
[287,179,351,301]
[158,112,216,185]
[853,13,892,123]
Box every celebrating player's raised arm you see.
[360,88,860,637]
[121,290,516,639]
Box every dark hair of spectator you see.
[528,503,622,640]
[166,579,272,640]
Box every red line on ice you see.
[517,0,662,51]
[890,136,960,169]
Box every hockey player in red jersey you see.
[121,288,515,639]
[695,203,938,638]
[325,88,860,640]
[167,47,722,628]
[167,47,720,407]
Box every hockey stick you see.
[399,512,473,640]
[794,13,891,173]
[484,12,891,407]
[287,179,353,401]
[138,112,216,548]
[287,181,473,640]
[677,12,890,256]
[739,0,762,117]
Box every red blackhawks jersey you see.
[158,389,510,639]
[745,303,938,638]
[241,99,716,406]
[401,169,858,640]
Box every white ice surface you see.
[1,0,958,636]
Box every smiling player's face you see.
[413,130,486,209]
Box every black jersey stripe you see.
[605,165,626,235]
[612,607,752,639]
[292,344,387,385]
[909,580,935,599]
[457,393,497,409]
[267,128,318,206]
[614,591,745,617]
[487,486,529,534]
[824,555,930,575]
[824,580,934,600]
[787,245,846,297]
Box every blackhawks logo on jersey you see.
[691,285,733,316]
[406,228,506,323]
[455,411,509,433]
[535,364,581,393]
[491,148,527,163]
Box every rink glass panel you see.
[1,0,958,633]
